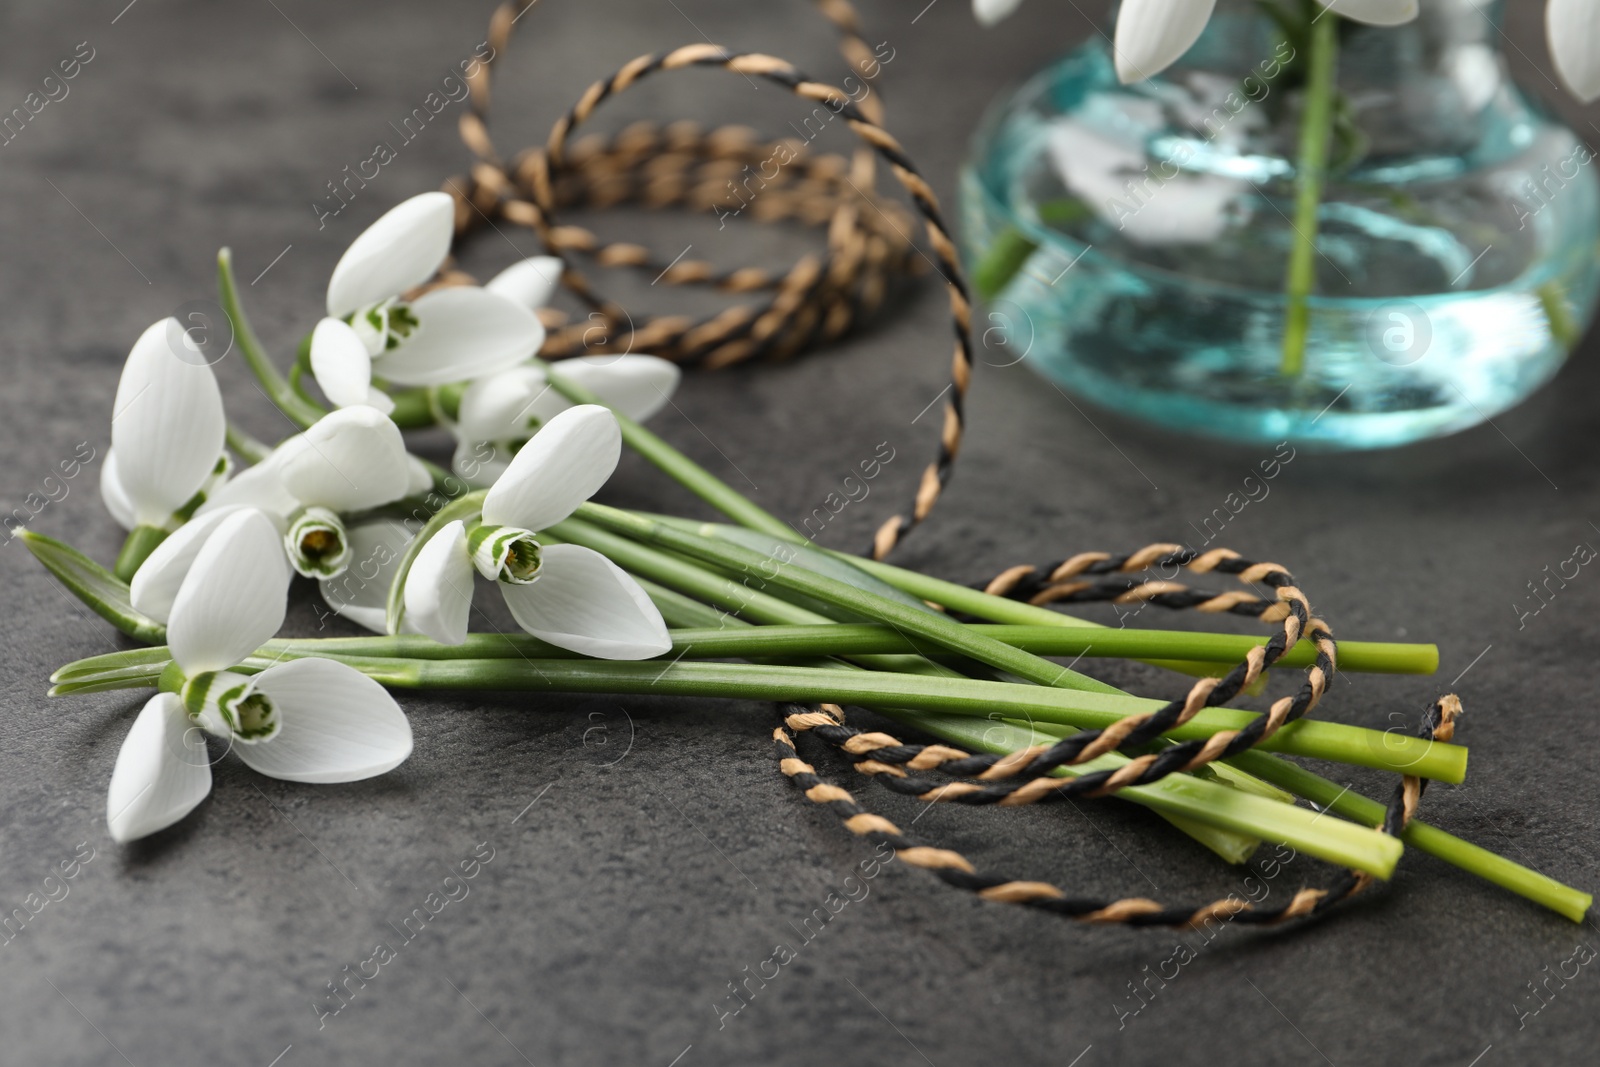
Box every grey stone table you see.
[2,1,1597,1064]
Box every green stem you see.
[37,654,1290,868]
[577,503,1138,698]
[547,520,980,678]
[670,517,1437,676]
[112,525,169,582]
[970,199,1093,300]
[58,623,1418,674]
[1224,752,1590,922]
[1538,281,1579,349]
[387,389,435,429]
[224,422,272,465]
[56,649,1464,782]
[629,504,1247,676]
[548,518,831,626]
[217,248,325,429]
[972,227,1042,302]
[274,655,1469,781]
[1279,11,1338,378]
[849,553,1435,671]
[288,333,322,410]
[844,563,1433,671]
[897,711,1398,877]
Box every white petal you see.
[501,543,670,659]
[106,693,213,843]
[167,509,290,674]
[404,454,434,496]
[403,521,475,644]
[129,505,248,623]
[1549,0,1600,101]
[1112,0,1216,83]
[197,451,298,524]
[239,658,413,783]
[1046,119,1244,244]
[456,357,679,437]
[100,450,136,530]
[455,366,551,443]
[481,405,620,531]
[309,318,377,409]
[279,407,412,512]
[1315,0,1417,27]
[973,0,1025,26]
[326,191,455,318]
[373,287,544,386]
[318,519,416,634]
[556,355,681,423]
[111,319,228,527]
[485,256,564,310]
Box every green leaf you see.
[21,530,167,644]
[51,645,173,684]
[50,660,170,696]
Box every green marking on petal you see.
[181,671,221,720]
[184,670,279,742]
[226,688,279,742]
[467,523,542,585]
[348,300,421,354]
[387,303,419,346]
[285,506,352,579]
[501,536,542,584]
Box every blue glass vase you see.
[959,0,1600,448]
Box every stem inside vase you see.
[1279,7,1339,377]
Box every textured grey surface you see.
[2,1,1599,1064]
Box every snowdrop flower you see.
[404,405,671,659]
[102,319,228,531]
[308,192,544,412]
[106,508,412,842]
[449,355,681,485]
[130,408,418,620]
[422,250,681,485]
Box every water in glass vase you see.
[960,0,1600,448]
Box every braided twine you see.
[445,0,957,560]
[440,0,1461,929]
[778,554,1462,927]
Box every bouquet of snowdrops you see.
[25,191,1590,927]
